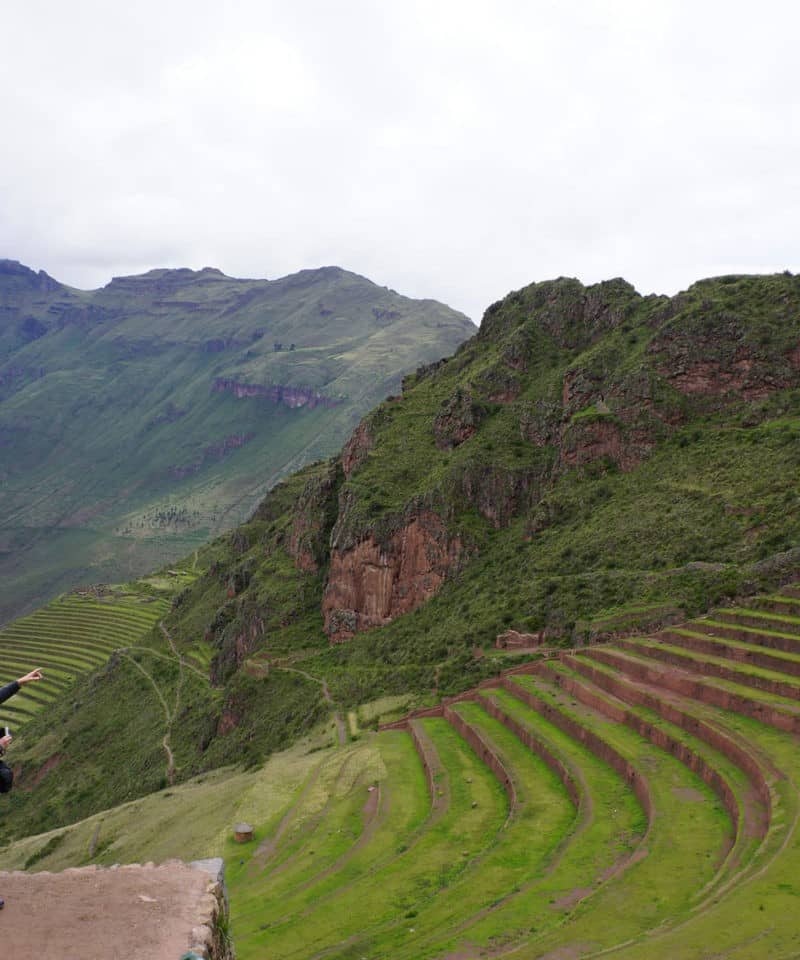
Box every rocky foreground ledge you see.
[0,858,232,960]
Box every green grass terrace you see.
[0,587,171,728]
[223,581,800,958]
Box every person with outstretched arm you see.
[0,667,44,910]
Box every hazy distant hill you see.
[0,259,474,623]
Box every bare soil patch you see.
[0,861,209,960]
[672,786,706,802]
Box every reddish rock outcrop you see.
[560,418,655,472]
[476,365,521,404]
[433,390,485,450]
[650,324,796,402]
[287,463,341,571]
[212,378,340,409]
[342,420,374,478]
[495,629,544,649]
[663,357,785,400]
[519,400,560,446]
[456,464,545,527]
[210,613,264,685]
[322,512,463,641]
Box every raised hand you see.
[17,668,43,685]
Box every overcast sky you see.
[2,0,798,323]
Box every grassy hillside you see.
[164,272,800,709]
[2,271,800,956]
[5,584,800,957]
[0,259,474,623]
[0,584,173,727]
[6,271,798,842]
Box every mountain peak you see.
[0,258,61,292]
[104,266,233,289]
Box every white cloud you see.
[1,0,799,320]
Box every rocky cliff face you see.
[322,512,464,641]
[287,462,342,572]
[341,419,374,477]
[212,378,340,409]
[432,390,486,450]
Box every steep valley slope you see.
[4,270,800,849]
[0,259,474,623]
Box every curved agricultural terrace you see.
[227,584,800,959]
[0,589,170,727]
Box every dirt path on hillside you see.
[116,623,198,786]
[253,755,330,863]
[274,664,347,746]
[120,652,177,785]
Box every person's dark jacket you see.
[0,680,17,792]
[0,681,19,706]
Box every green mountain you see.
[4,270,800,959]
[0,259,474,623]
[5,270,800,840]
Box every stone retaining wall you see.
[657,630,800,677]
[500,675,654,821]
[442,703,517,811]
[567,653,772,825]
[475,691,580,807]
[552,660,744,841]
[583,646,800,734]
[618,638,800,700]
[689,621,800,655]
[184,858,233,960]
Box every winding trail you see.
[118,651,176,784]
[119,644,207,681]
[116,621,201,786]
[274,664,347,746]
[254,757,330,863]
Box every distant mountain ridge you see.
[0,258,474,622]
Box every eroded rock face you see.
[560,418,655,472]
[557,365,681,472]
[322,512,463,641]
[650,321,798,402]
[210,611,264,685]
[433,390,485,450]
[456,464,546,527]
[661,357,786,400]
[287,462,341,571]
[212,378,340,409]
[342,420,374,478]
[474,363,521,403]
[519,400,561,446]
